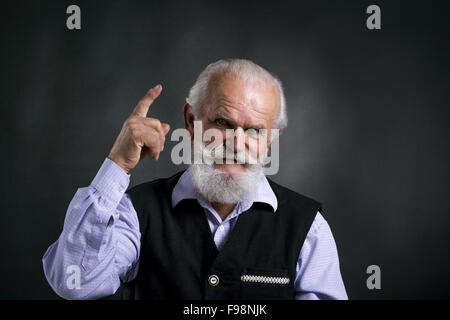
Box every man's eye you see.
[245,128,259,136]
[214,118,228,126]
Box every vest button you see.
[208,274,219,286]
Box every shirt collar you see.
[171,169,278,213]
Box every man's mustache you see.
[193,141,262,165]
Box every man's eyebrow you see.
[247,124,265,130]
[214,110,266,130]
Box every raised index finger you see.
[132,84,162,117]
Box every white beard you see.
[189,163,262,204]
[189,140,264,204]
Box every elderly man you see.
[42,59,347,300]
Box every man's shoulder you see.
[265,178,322,238]
[126,170,186,196]
[266,178,322,210]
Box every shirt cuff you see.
[91,158,131,203]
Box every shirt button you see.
[219,225,225,232]
[208,274,219,286]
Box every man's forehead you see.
[206,75,279,118]
[212,74,267,100]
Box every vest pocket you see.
[240,267,293,299]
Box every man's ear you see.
[265,137,272,157]
[183,103,195,139]
[264,128,279,154]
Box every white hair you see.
[186,59,287,129]
[189,162,262,204]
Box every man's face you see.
[193,73,280,175]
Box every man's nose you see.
[230,127,246,153]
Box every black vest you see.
[114,170,321,300]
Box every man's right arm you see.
[42,158,141,299]
[42,85,170,299]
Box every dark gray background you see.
[1,0,449,299]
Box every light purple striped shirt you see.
[42,158,348,300]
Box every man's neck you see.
[211,202,237,221]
